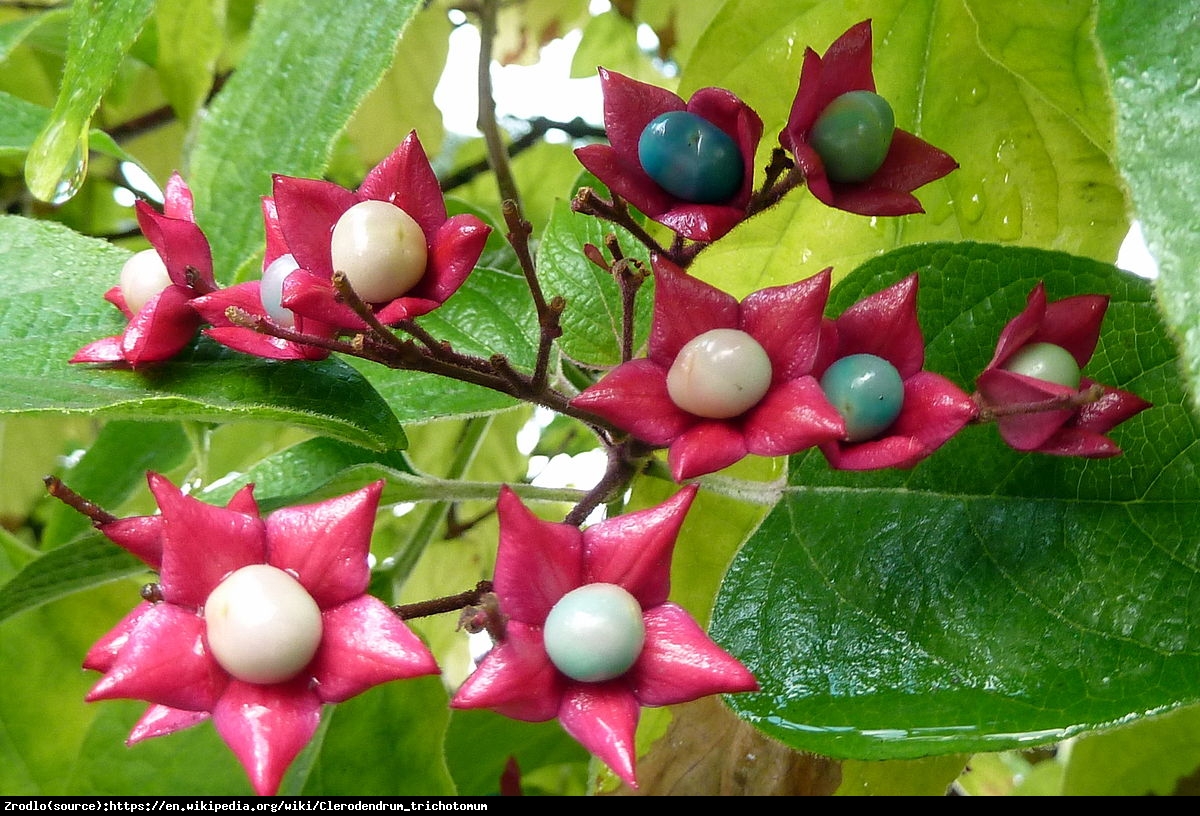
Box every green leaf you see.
[345,4,450,168]
[1063,702,1200,795]
[197,435,413,510]
[297,677,455,795]
[682,0,1128,298]
[0,583,140,794]
[66,701,251,795]
[537,198,653,368]
[23,0,153,204]
[1096,3,1200,416]
[0,415,97,525]
[836,755,970,796]
[712,242,1194,759]
[0,216,405,452]
[0,532,145,625]
[445,709,590,796]
[188,0,424,282]
[0,7,68,65]
[155,0,226,125]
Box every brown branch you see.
[473,0,522,211]
[972,383,1106,423]
[44,476,118,526]
[392,580,494,620]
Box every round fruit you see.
[666,328,773,419]
[203,564,323,685]
[260,253,300,328]
[637,110,743,203]
[1002,342,1082,389]
[819,353,905,442]
[542,583,645,683]
[809,90,895,184]
[329,199,428,303]
[119,249,173,314]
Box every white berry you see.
[330,200,428,303]
[204,564,323,685]
[543,583,646,683]
[666,328,773,418]
[119,249,172,314]
[260,253,300,328]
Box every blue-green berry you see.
[1002,342,1082,389]
[820,353,905,442]
[637,111,743,203]
[542,583,645,683]
[810,90,895,184]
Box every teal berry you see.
[637,110,743,203]
[820,353,905,442]
[1002,342,1082,389]
[542,583,646,683]
[810,90,896,184]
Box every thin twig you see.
[473,0,522,210]
[392,580,495,620]
[44,476,118,526]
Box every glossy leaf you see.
[712,242,1194,759]
[155,0,226,125]
[0,216,404,452]
[1097,4,1200,414]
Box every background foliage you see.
[1,0,1197,796]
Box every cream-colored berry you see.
[260,253,300,328]
[204,564,323,685]
[119,249,172,314]
[330,200,428,303]
[666,328,773,418]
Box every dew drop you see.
[964,83,989,106]
[957,185,986,224]
[25,118,90,205]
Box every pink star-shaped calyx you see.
[450,485,758,788]
[83,474,439,795]
[575,68,764,242]
[975,282,1151,456]
[813,274,978,469]
[71,173,218,367]
[780,20,958,216]
[266,131,490,332]
[570,256,846,480]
